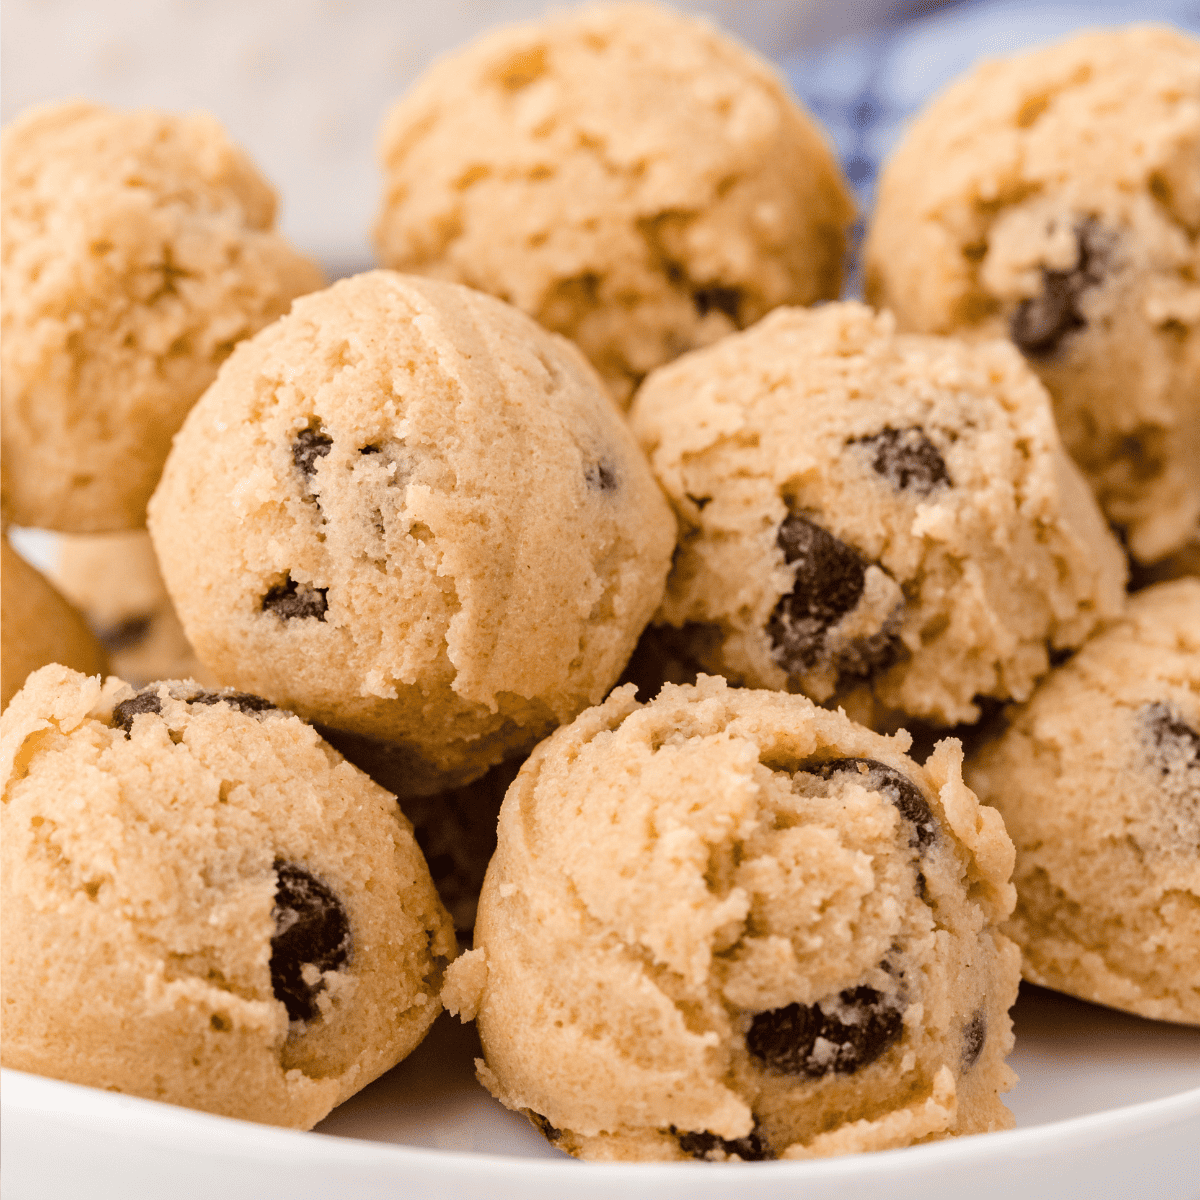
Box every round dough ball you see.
[148,270,676,795]
[1,101,325,531]
[628,302,1127,726]
[864,27,1200,565]
[52,530,216,688]
[374,1,854,407]
[444,677,1019,1161]
[1,536,107,708]
[965,579,1200,1023]
[0,665,457,1128]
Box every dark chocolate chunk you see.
[851,426,950,496]
[767,514,866,672]
[189,691,276,715]
[807,758,937,848]
[1141,702,1200,774]
[112,690,163,735]
[262,577,328,622]
[292,426,332,478]
[1009,218,1107,359]
[674,1126,772,1162]
[269,861,351,1023]
[746,986,903,1078]
[97,614,153,654]
[585,460,618,492]
[527,1111,563,1145]
[961,1008,987,1072]
[693,285,741,321]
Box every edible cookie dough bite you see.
[444,677,1020,1161]
[628,302,1127,727]
[374,1,854,407]
[0,666,456,1128]
[148,271,676,796]
[1,536,107,709]
[864,27,1200,565]
[966,579,1200,1024]
[51,530,216,688]
[1,101,324,531]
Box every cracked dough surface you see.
[148,270,675,795]
[445,677,1019,1161]
[1,101,324,531]
[966,579,1200,1024]
[0,665,456,1128]
[865,26,1200,564]
[628,301,1127,726]
[374,1,854,406]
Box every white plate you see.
[3,984,1199,1200]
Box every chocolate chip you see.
[262,577,328,621]
[97,614,152,654]
[693,285,741,321]
[292,426,332,478]
[961,1008,987,1071]
[746,986,903,1077]
[851,426,950,496]
[189,691,276,715]
[807,758,937,848]
[526,1111,563,1145]
[112,690,163,735]
[1010,218,1107,359]
[269,861,351,1023]
[1141,703,1200,774]
[767,514,865,672]
[585,460,618,492]
[674,1126,772,1162]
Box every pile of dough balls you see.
[4,1,1197,1167]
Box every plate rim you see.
[3,1064,1198,1181]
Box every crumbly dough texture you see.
[628,302,1127,726]
[374,1,854,406]
[1,537,107,709]
[445,677,1020,1161]
[52,531,216,688]
[865,27,1200,564]
[966,580,1200,1023]
[0,665,456,1128]
[148,271,675,794]
[1,101,324,531]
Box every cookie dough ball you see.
[148,271,676,794]
[52,530,215,688]
[444,677,1019,1160]
[1,537,106,708]
[1,101,324,531]
[629,302,1127,726]
[865,27,1200,564]
[0,666,456,1128]
[966,580,1200,1023]
[374,2,854,407]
